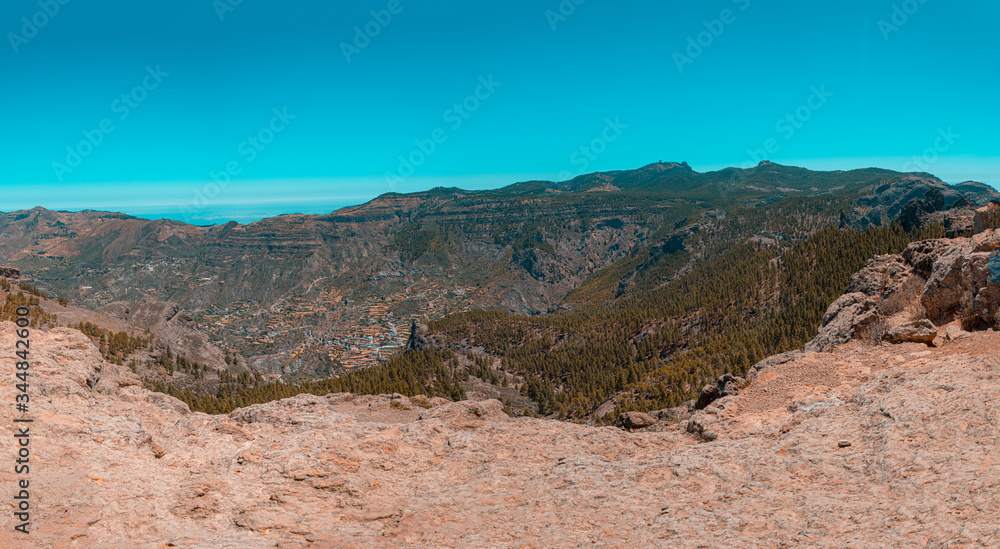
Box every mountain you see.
[2,163,998,399]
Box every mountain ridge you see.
[2,162,998,390]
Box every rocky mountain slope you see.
[2,262,998,546]
[4,163,997,378]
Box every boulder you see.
[973,201,1000,234]
[945,325,968,342]
[619,412,656,431]
[694,373,743,410]
[804,293,880,352]
[886,320,938,344]
[916,232,1000,326]
[649,404,693,423]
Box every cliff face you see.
[3,318,998,547]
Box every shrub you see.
[877,275,925,317]
[957,290,983,331]
[858,318,890,346]
[907,303,928,322]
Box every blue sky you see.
[1,0,997,224]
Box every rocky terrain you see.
[3,163,997,377]
[2,229,999,547]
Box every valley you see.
[2,162,999,420]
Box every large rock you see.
[804,293,880,352]
[919,230,1000,326]
[404,319,433,351]
[845,255,912,297]
[886,320,938,344]
[619,411,656,431]
[694,373,742,410]
[973,201,1000,234]
[902,239,953,278]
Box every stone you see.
[804,293,880,352]
[973,201,1000,234]
[945,325,968,342]
[619,411,656,431]
[887,320,938,344]
[838,440,852,448]
[694,373,743,410]
[902,239,953,278]
[845,255,912,297]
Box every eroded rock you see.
[886,320,938,344]
[805,293,879,352]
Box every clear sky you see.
[1,0,997,224]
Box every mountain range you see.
[2,162,999,417]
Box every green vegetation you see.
[147,349,469,414]
[18,282,49,299]
[391,226,439,261]
[1,292,57,328]
[131,166,965,419]
[146,220,941,419]
[426,222,943,420]
[73,322,150,364]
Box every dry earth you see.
[1,325,998,548]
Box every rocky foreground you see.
[0,324,997,548]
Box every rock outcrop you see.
[404,319,433,351]
[806,229,1000,351]
[694,372,742,410]
[973,201,1000,234]
[619,411,657,431]
[805,292,879,352]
